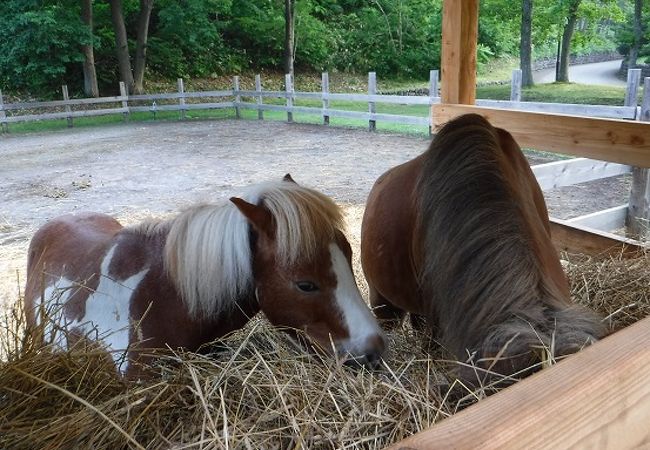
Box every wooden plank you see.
[0,89,7,132]
[432,104,650,168]
[476,100,637,120]
[119,82,128,122]
[255,74,264,120]
[233,76,241,119]
[387,315,650,450]
[628,78,650,239]
[322,72,330,125]
[3,96,128,109]
[285,74,293,123]
[566,205,628,232]
[177,78,186,120]
[429,70,439,135]
[532,158,631,191]
[510,69,522,102]
[369,72,377,131]
[5,108,129,123]
[624,68,642,107]
[440,0,478,104]
[550,218,645,257]
[129,103,233,113]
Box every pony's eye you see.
[296,281,319,293]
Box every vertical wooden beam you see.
[0,90,7,133]
[627,77,650,239]
[119,81,129,122]
[624,68,642,108]
[429,70,439,136]
[510,69,522,102]
[440,0,479,105]
[368,71,377,131]
[255,74,264,120]
[285,74,293,123]
[233,76,241,120]
[322,72,330,126]
[177,78,186,120]
[62,85,73,128]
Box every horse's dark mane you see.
[416,114,602,374]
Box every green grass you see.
[477,82,630,105]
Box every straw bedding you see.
[1,207,648,449]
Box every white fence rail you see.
[2,69,648,236]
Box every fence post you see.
[322,72,330,126]
[510,69,522,102]
[119,82,129,122]
[233,76,241,119]
[177,78,186,120]
[285,74,293,123]
[62,85,73,128]
[624,68,642,107]
[368,71,376,132]
[429,70,439,136]
[255,74,263,120]
[627,76,650,239]
[0,90,7,133]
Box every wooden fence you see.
[0,69,644,131]
[1,69,648,241]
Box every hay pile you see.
[1,251,648,449]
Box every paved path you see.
[533,59,626,87]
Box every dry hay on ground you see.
[1,203,648,448]
[1,250,649,449]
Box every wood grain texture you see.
[440,1,478,104]
[550,218,645,258]
[387,316,650,450]
[431,104,650,168]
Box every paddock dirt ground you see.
[0,118,632,312]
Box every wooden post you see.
[285,73,293,123]
[62,85,73,128]
[440,0,479,104]
[387,316,650,450]
[322,72,330,126]
[177,78,186,120]
[119,82,129,122]
[0,90,7,133]
[429,70,439,135]
[368,71,376,131]
[255,74,263,120]
[233,76,241,120]
[627,77,650,239]
[510,69,522,102]
[624,68,642,107]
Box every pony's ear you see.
[283,173,297,183]
[230,197,274,238]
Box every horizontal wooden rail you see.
[387,315,650,450]
[566,204,628,232]
[432,104,650,168]
[532,158,631,191]
[550,218,645,257]
[476,99,637,120]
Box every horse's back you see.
[24,213,123,326]
[361,155,425,317]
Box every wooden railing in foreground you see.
[387,315,650,450]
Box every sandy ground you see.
[0,119,631,310]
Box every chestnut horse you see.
[25,175,385,376]
[361,114,603,387]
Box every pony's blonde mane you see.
[163,180,344,319]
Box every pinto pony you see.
[361,114,603,387]
[25,176,385,376]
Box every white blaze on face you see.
[328,243,384,358]
[36,244,148,374]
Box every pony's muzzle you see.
[342,333,386,369]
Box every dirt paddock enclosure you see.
[1,118,649,448]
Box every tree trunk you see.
[628,0,643,68]
[110,0,134,94]
[283,0,295,76]
[556,0,580,83]
[520,0,534,87]
[81,0,99,97]
[133,0,154,94]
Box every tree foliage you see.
[0,0,636,97]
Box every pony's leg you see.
[369,285,405,326]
